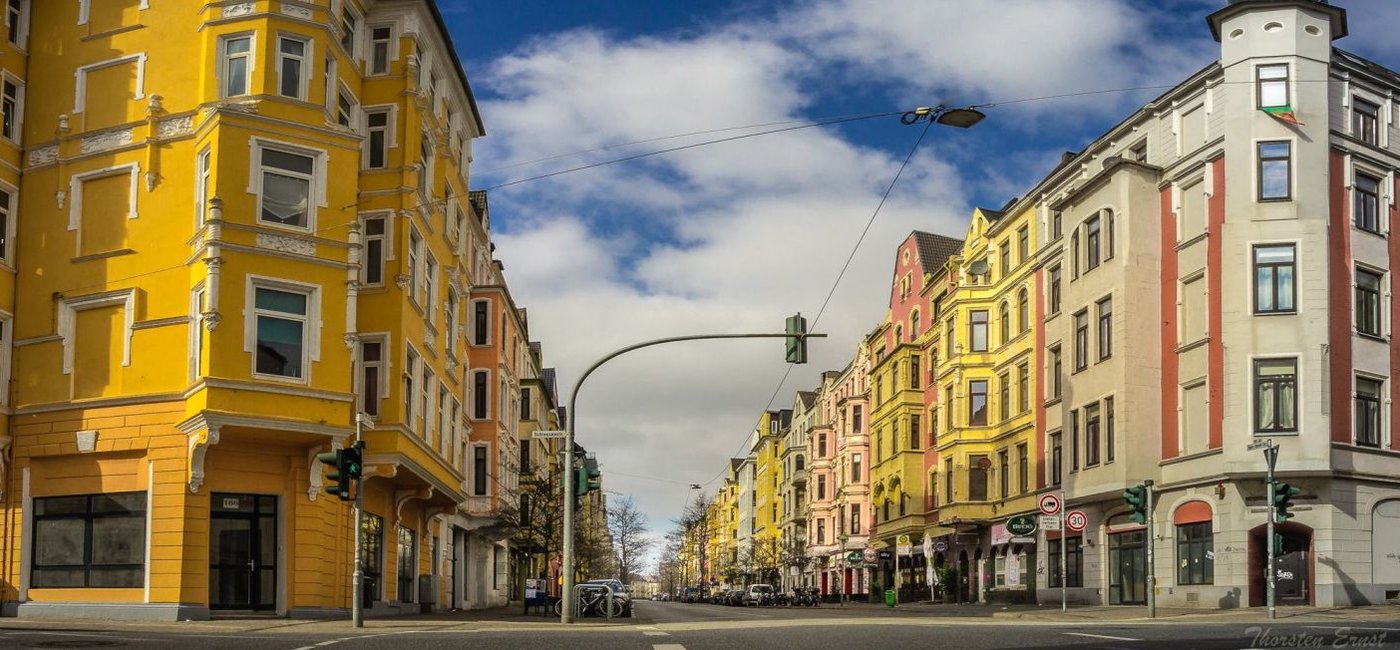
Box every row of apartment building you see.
[693,0,1400,609]
[0,0,591,620]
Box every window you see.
[1354,172,1381,234]
[323,55,336,116]
[850,504,861,535]
[32,493,146,588]
[1105,396,1116,463]
[336,89,355,128]
[1130,140,1147,163]
[1353,98,1379,145]
[910,355,920,390]
[1086,215,1101,270]
[1,78,20,142]
[969,310,988,352]
[1048,537,1083,588]
[1258,141,1291,201]
[473,300,488,345]
[1052,210,1063,239]
[999,245,1010,280]
[1085,403,1101,467]
[816,518,825,545]
[1049,265,1062,314]
[396,525,416,603]
[1356,376,1383,447]
[852,405,863,433]
[944,458,954,501]
[423,253,438,319]
[998,372,1010,420]
[1017,288,1029,333]
[968,455,988,501]
[998,449,1009,498]
[1017,362,1029,413]
[1255,358,1297,434]
[420,366,433,439]
[277,36,308,99]
[910,415,920,449]
[1070,409,1080,472]
[1356,267,1382,337]
[1176,522,1214,585]
[945,318,955,357]
[339,5,359,55]
[0,187,12,262]
[258,148,315,229]
[253,286,309,379]
[1070,230,1080,278]
[194,147,211,226]
[404,347,417,421]
[418,132,434,195]
[365,109,390,169]
[1105,211,1115,260]
[472,370,488,419]
[818,432,827,457]
[520,385,532,421]
[370,26,392,75]
[1049,432,1063,486]
[1049,345,1062,400]
[407,228,422,304]
[852,453,862,482]
[1254,244,1296,314]
[969,380,988,426]
[1074,311,1089,371]
[362,216,385,286]
[1017,226,1029,263]
[221,36,252,98]
[6,0,23,46]
[360,339,381,416]
[998,302,1010,345]
[817,475,826,500]
[445,290,459,354]
[473,446,488,495]
[1017,443,1028,494]
[1096,296,1112,361]
[1257,64,1288,109]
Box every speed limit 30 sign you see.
[1065,510,1088,532]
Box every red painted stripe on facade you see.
[1329,150,1353,444]
[1035,265,1046,488]
[1161,183,1179,460]
[1207,158,1225,450]
[1391,175,1400,451]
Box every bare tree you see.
[607,496,653,584]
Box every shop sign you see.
[991,523,1012,546]
[1007,515,1038,536]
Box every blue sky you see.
[433,0,1400,566]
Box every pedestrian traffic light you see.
[1122,483,1149,525]
[572,465,602,510]
[1273,532,1285,556]
[317,441,364,501]
[785,313,808,364]
[1272,480,1299,523]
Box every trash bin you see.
[884,589,896,607]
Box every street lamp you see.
[898,105,987,129]
[837,532,850,607]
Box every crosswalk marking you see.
[652,644,687,650]
[1063,632,1142,642]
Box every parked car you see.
[582,579,632,617]
[746,584,774,606]
[680,586,700,603]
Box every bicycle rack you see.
[572,583,617,619]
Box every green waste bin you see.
[884,589,896,607]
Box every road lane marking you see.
[644,631,670,636]
[1303,626,1398,631]
[652,645,686,650]
[1062,632,1142,641]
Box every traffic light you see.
[573,464,602,510]
[1272,480,1299,523]
[317,441,364,501]
[1122,483,1149,525]
[785,314,808,364]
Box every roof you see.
[796,391,818,409]
[542,368,558,402]
[730,458,745,473]
[1208,0,1346,41]
[424,1,487,135]
[911,231,963,275]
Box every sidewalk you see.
[987,602,1400,623]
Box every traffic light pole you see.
[1264,442,1279,621]
[1144,479,1155,619]
[352,412,366,628]
[560,329,826,623]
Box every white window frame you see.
[418,131,435,197]
[246,137,328,232]
[403,343,419,424]
[338,1,361,59]
[407,225,423,305]
[243,275,321,383]
[421,365,434,441]
[1348,157,1394,237]
[7,0,28,48]
[276,34,311,101]
[323,54,337,118]
[217,34,253,99]
[59,289,136,375]
[423,251,438,324]
[1253,136,1296,203]
[358,333,388,418]
[194,146,211,227]
[0,180,16,265]
[335,81,359,130]
[1,72,24,144]
[74,52,147,114]
[471,442,489,496]
[471,368,489,420]
[438,383,450,456]
[361,104,396,170]
[359,212,390,287]
[450,397,463,468]
[471,298,490,346]
[1353,372,1388,448]
[368,23,396,75]
[68,163,140,256]
[1246,353,1302,437]
[188,283,205,382]
[76,0,148,26]
[0,310,10,407]
[444,288,458,355]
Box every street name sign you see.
[534,430,566,439]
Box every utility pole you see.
[1265,442,1279,620]
[1060,489,1067,614]
[560,326,826,623]
[1145,479,1155,619]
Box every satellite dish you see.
[967,260,990,276]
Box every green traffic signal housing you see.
[572,464,602,510]
[1122,484,1149,525]
[785,313,808,364]
[1272,480,1300,523]
[317,441,365,501]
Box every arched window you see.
[999,302,1011,344]
[1018,288,1030,332]
[910,310,921,338]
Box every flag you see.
[1262,105,1303,125]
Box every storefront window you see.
[1047,536,1082,588]
[1176,522,1214,585]
[33,493,146,588]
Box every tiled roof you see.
[911,230,963,275]
[542,368,557,402]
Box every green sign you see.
[846,551,863,564]
[1007,515,1038,536]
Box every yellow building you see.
[0,1,553,620]
[749,410,787,584]
[927,204,1040,603]
[706,461,740,587]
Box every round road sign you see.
[1038,494,1062,515]
[933,540,948,553]
[1066,510,1089,532]
[862,548,877,563]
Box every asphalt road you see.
[0,601,1395,649]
